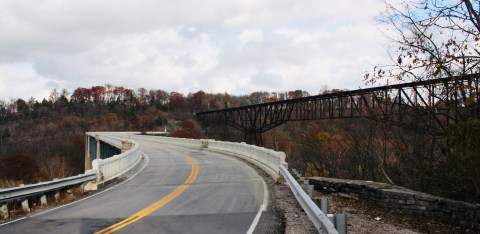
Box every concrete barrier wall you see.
[206,140,287,180]
[154,136,203,149]
[310,177,480,230]
[91,141,141,184]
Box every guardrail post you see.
[307,184,314,198]
[40,194,48,207]
[321,196,329,214]
[0,202,8,219]
[328,214,348,234]
[303,179,309,185]
[335,214,347,234]
[21,199,30,213]
[54,190,61,202]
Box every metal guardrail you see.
[1,133,141,205]
[0,171,97,203]
[279,164,338,234]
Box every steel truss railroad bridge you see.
[196,74,479,145]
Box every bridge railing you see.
[205,140,286,181]
[91,141,141,184]
[151,135,203,149]
[86,132,143,185]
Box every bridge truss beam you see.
[197,74,479,145]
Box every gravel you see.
[240,158,317,234]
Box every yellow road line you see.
[95,149,199,234]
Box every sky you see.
[0,0,395,101]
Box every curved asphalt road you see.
[0,133,267,233]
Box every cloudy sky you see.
[0,0,394,101]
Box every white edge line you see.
[246,177,269,234]
[0,153,150,227]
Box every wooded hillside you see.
[0,85,478,203]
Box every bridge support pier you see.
[85,134,92,171]
[95,134,100,160]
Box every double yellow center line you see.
[95,149,199,234]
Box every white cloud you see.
[238,29,263,47]
[36,28,220,93]
[223,13,251,28]
[0,62,55,101]
[0,0,394,101]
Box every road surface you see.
[0,134,268,233]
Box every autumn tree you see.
[137,88,148,108]
[149,89,169,110]
[173,119,200,138]
[169,92,189,119]
[288,90,309,99]
[188,90,207,112]
[91,86,106,104]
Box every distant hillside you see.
[1,85,479,203]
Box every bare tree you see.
[365,0,480,84]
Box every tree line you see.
[0,86,315,187]
[0,83,478,202]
